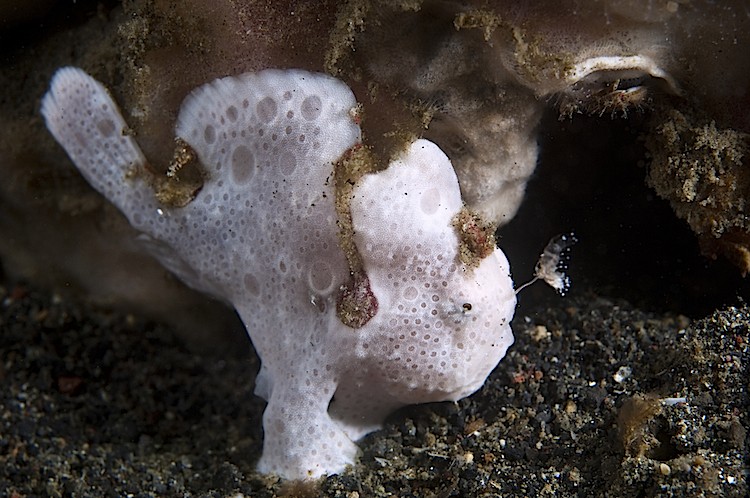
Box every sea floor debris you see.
[0,283,746,496]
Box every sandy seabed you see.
[0,281,747,497]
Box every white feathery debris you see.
[516,232,577,296]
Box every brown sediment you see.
[617,394,664,457]
[325,0,440,162]
[332,143,380,328]
[324,0,372,78]
[118,0,340,169]
[453,9,502,42]
[646,106,750,274]
[506,25,575,89]
[333,143,378,276]
[452,207,497,268]
[153,137,206,208]
[336,272,378,329]
[700,229,750,276]
[325,0,428,79]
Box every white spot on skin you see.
[419,188,441,215]
[226,105,238,122]
[244,273,259,295]
[231,145,255,184]
[204,125,216,144]
[256,97,278,123]
[403,286,418,300]
[279,151,296,175]
[301,95,322,120]
[308,259,334,294]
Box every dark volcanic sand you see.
[1,282,747,497]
